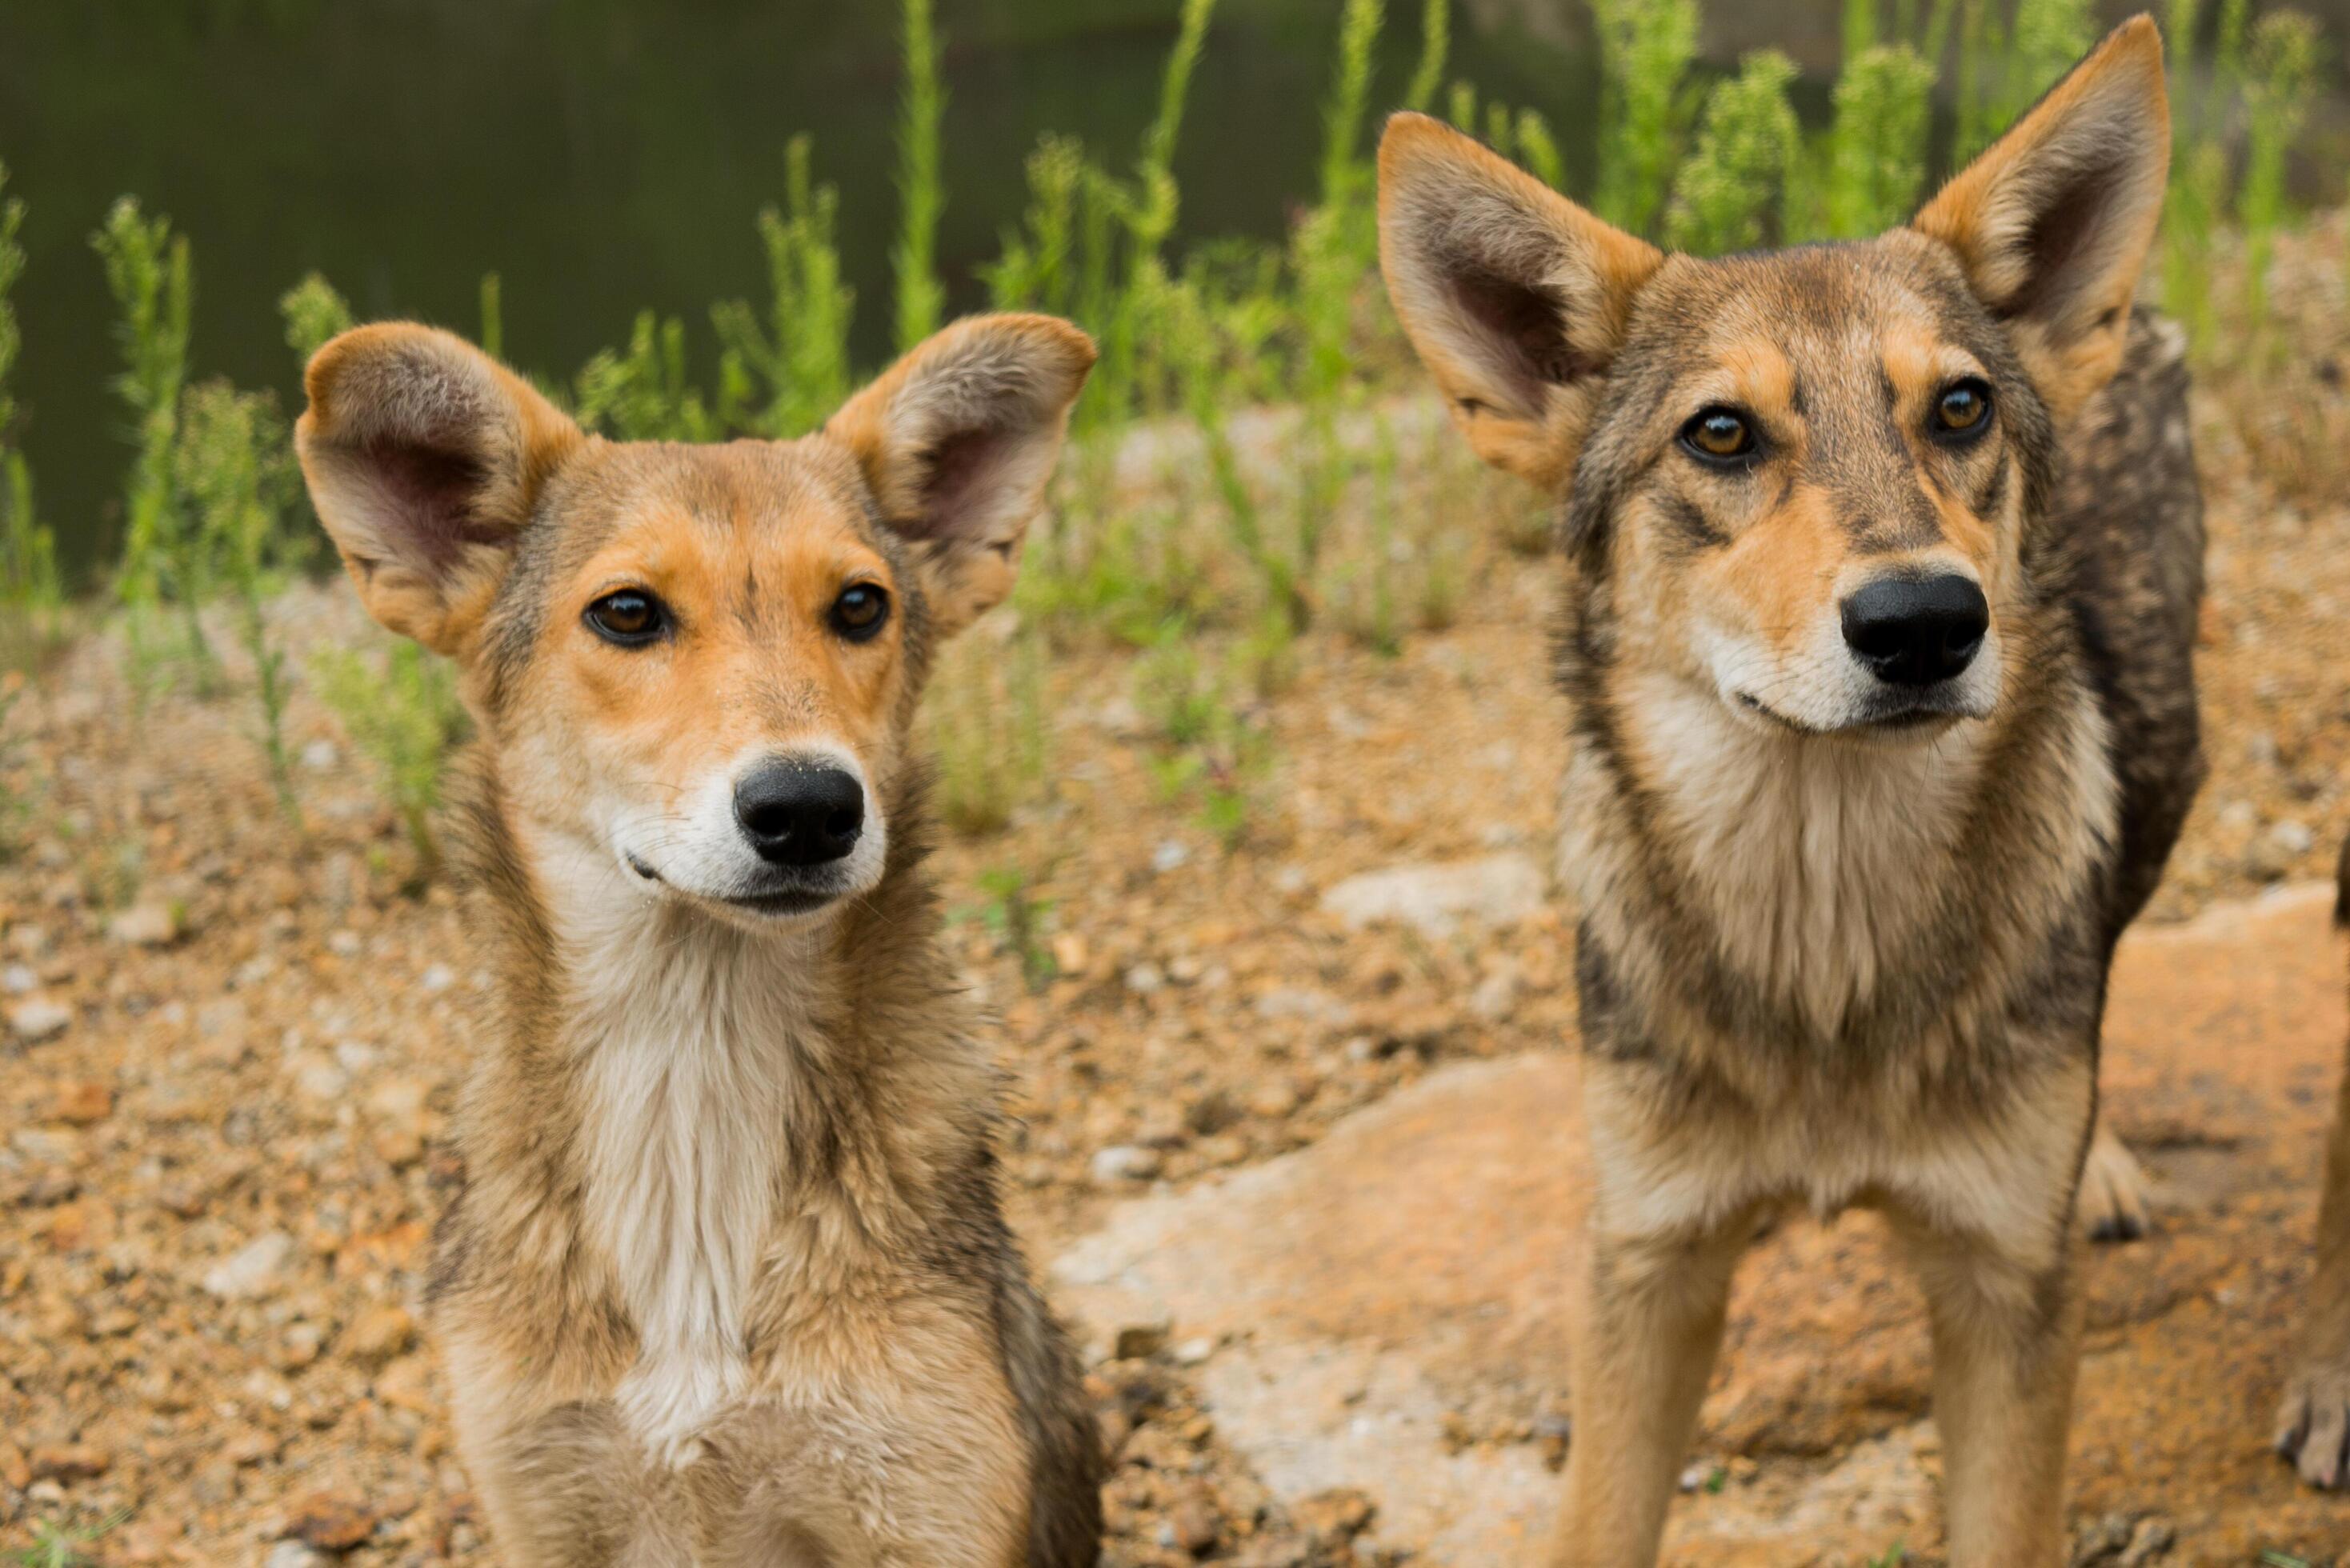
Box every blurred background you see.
[5,2,2350,1564]
[4,0,2346,576]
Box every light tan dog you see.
[296,314,1104,1566]
[1379,19,2201,1565]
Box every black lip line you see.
[625,854,832,914]
[1734,692,1972,735]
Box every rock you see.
[2,962,34,994]
[50,1081,111,1125]
[1123,962,1167,996]
[342,1305,418,1368]
[262,1542,330,1568]
[301,738,339,771]
[1468,967,1520,1023]
[108,901,181,946]
[289,1054,349,1103]
[202,1230,297,1300]
[365,1077,430,1122]
[1053,882,2350,1564]
[1319,854,1546,937]
[283,1491,377,1550]
[1114,1319,1173,1360]
[6,995,70,1041]
[1151,839,1191,874]
[420,962,455,993]
[1251,986,1354,1028]
[27,1442,110,1481]
[1245,1080,1299,1120]
[371,1353,437,1416]
[1091,1145,1162,1184]
[1170,1487,1223,1554]
[2119,1517,2175,1566]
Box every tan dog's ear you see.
[296,323,582,658]
[1912,16,2169,426]
[1377,111,1663,493]
[823,314,1095,638]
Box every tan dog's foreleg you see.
[1548,1221,1749,1568]
[1893,1214,2080,1567]
[2276,1026,2350,1487]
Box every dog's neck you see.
[1570,664,2113,1046]
[529,832,839,1464]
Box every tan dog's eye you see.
[1679,408,1758,466]
[584,590,667,646]
[1934,379,1993,438]
[830,584,891,642]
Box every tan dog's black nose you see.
[735,760,865,866]
[1841,574,1988,687]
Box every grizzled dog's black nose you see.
[1840,574,1989,687]
[735,760,865,866]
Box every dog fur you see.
[2276,831,2350,1488]
[296,314,1104,1566]
[1377,18,2199,1564]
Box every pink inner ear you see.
[362,438,499,569]
[904,424,1009,542]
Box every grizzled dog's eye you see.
[1679,407,1759,466]
[830,583,891,642]
[585,590,668,646]
[1934,378,1993,438]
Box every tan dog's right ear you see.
[1377,112,1663,492]
[295,323,583,658]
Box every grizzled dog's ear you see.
[296,323,583,659]
[1377,111,1663,495]
[822,313,1095,640]
[1912,17,2170,426]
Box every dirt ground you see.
[3,228,2349,1565]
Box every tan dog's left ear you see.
[1912,16,2170,426]
[823,314,1095,638]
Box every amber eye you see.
[584,590,667,646]
[830,583,891,642]
[1680,407,1759,465]
[1934,379,1993,438]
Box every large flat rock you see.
[1054,883,2350,1563]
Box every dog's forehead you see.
[537,437,885,571]
[1626,238,1984,397]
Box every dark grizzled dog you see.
[1378,18,2199,1566]
[2277,831,2350,1488]
[294,314,1104,1566]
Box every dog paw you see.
[2077,1126,2152,1243]
[2276,1358,2350,1488]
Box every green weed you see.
[891,0,946,352]
[1667,50,1801,255]
[279,270,354,365]
[312,640,467,881]
[713,134,855,439]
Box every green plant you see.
[1667,50,1802,255]
[2236,9,2319,351]
[479,270,504,360]
[279,270,354,365]
[94,197,199,694]
[0,162,62,663]
[1591,0,1700,237]
[313,640,467,879]
[892,0,946,352]
[178,380,302,822]
[974,862,1058,990]
[1825,45,1936,237]
[576,311,720,441]
[928,624,1049,837]
[714,134,855,439]
[1404,0,1450,112]
[9,1507,130,1568]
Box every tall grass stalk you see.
[0,161,61,659]
[93,198,198,694]
[478,270,504,361]
[1404,0,1450,113]
[1667,51,1801,255]
[313,641,466,880]
[892,0,946,352]
[178,381,301,822]
[1826,45,1936,237]
[279,271,354,366]
[714,134,855,439]
[2236,9,2318,352]
[1592,0,1699,237]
